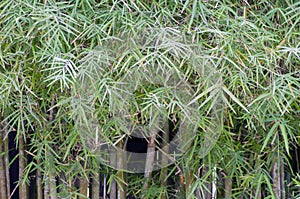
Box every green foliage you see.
[0,0,299,198]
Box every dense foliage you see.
[0,0,299,198]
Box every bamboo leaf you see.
[279,123,289,155]
[261,122,279,153]
[222,86,249,113]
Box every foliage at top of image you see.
[0,0,299,198]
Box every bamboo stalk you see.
[44,173,49,199]
[272,155,280,199]
[109,153,117,199]
[4,142,10,199]
[3,121,10,199]
[92,173,100,199]
[211,166,217,199]
[185,170,193,197]
[257,187,262,199]
[46,94,57,199]
[280,157,285,199]
[110,178,117,199]
[103,174,107,199]
[36,159,42,199]
[79,145,89,199]
[176,165,185,197]
[143,135,156,190]
[79,177,88,199]
[195,167,202,199]
[0,127,7,199]
[224,174,232,199]
[202,166,211,199]
[49,173,57,199]
[161,120,169,199]
[117,141,126,199]
[0,160,6,199]
[19,132,28,199]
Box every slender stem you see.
[103,174,107,199]
[109,154,117,199]
[224,173,232,199]
[110,178,117,199]
[211,166,217,199]
[117,141,126,199]
[0,125,7,199]
[143,135,156,189]
[202,166,211,199]
[272,154,280,199]
[46,94,57,199]
[92,173,100,199]
[36,159,42,199]
[44,172,49,199]
[3,121,10,199]
[280,157,285,199]
[19,132,28,199]
[161,120,169,199]
[79,177,88,199]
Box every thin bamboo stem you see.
[92,173,100,199]
[117,141,126,199]
[3,121,10,199]
[280,157,285,199]
[224,175,232,199]
[109,154,117,199]
[143,135,156,189]
[36,160,42,199]
[79,177,88,199]
[46,94,57,199]
[272,154,280,199]
[0,129,7,199]
[161,120,169,199]
[19,133,28,199]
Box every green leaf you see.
[261,122,279,153]
[279,123,290,155]
[222,86,249,113]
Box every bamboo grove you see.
[0,0,300,199]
